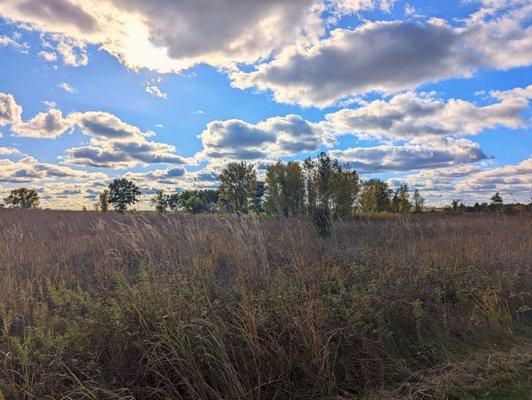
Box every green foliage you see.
[4,188,39,209]
[151,190,168,213]
[264,161,305,216]
[167,189,219,214]
[359,179,392,213]
[391,184,412,213]
[414,189,424,212]
[108,178,141,212]
[218,162,257,214]
[98,189,109,212]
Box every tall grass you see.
[0,210,530,399]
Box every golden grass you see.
[0,210,530,399]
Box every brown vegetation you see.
[0,210,530,399]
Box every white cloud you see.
[0,0,327,72]
[0,32,29,52]
[38,50,57,62]
[0,92,22,127]
[58,81,75,93]
[11,108,72,138]
[330,138,487,172]
[145,85,167,99]
[0,156,107,183]
[232,5,532,107]
[0,147,21,155]
[323,86,531,139]
[197,114,328,162]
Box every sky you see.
[0,0,530,209]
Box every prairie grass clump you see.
[0,210,530,399]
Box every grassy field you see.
[0,210,530,399]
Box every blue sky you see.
[0,0,530,208]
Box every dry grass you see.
[0,210,530,399]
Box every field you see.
[0,210,530,399]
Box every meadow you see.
[0,210,530,399]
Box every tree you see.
[98,190,109,212]
[490,192,503,210]
[303,157,317,216]
[358,179,392,213]
[152,190,168,213]
[169,189,219,214]
[331,164,359,218]
[4,188,39,209]
[108,178,141,212]
[251,181,265,214]
[391,184,412,213]
[413,189,424,213]
[264,161,304,217]
[315,152,335,210]
[218,162,257,214]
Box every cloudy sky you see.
[0,0,530,209]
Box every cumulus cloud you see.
[330,138,487,172]
[0,0,328,72]
[0,147,21,155]
[64,138,189,169]
[0,155,107,183]
[323,87,531,139]
[198,114,327,162]
[391,157,532,204]
[11,108,72,138]
[232,5,532,106]
[456,157,532,196]
[0,92,22,127]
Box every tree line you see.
[1,152,529,217]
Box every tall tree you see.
[251,181,265,214]
[413,189,424,213]
[172,189,219,214]
[391,184,412,213]
[331,164,359,218]
[264,162,286,215]
[98,189,109,212]
[490,192,503,209]
[315,152,335,210]
[265,161,304,217]
[218,162,257,214]
[152,190,168,213]
[358,179,392,213]
[108,178,141,212]
[4,188,39,209]
[285,161,305,216]
[303,157,317,216]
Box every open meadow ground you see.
[0,210,530,399]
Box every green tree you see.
[98,189,109,212]
[264,161,304,217]
[218,162,257,214]
[490,192,503,210]
[251,181,265,214]
[264,162,285,215]
[152,190,168,213]
[303,157,317,216]
[315,152,335,210]
[331,164,359,218]
[413,189,424,213]
[391,184,412,213]
[358,179,392,213]
[108,178,141,212]
[4,188,39,209]
[169,189,219,214]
